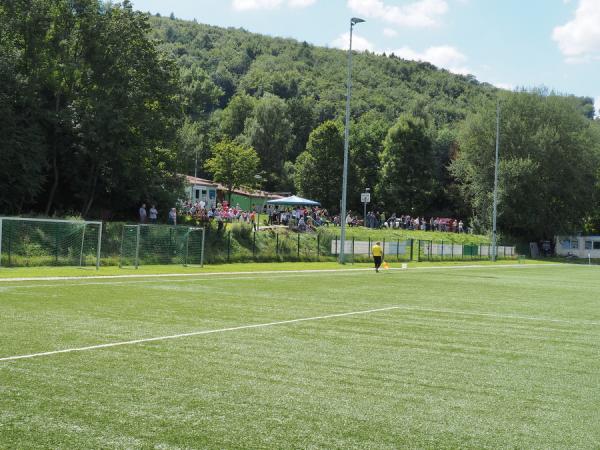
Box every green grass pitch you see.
[1,264,599,448]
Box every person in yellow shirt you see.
[372,241,383,272]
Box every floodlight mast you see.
[340,17,365,264]
[491,99,500,261]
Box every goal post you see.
[119,224,205,268]
[0,217,103,269]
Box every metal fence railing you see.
[0,218,518,267]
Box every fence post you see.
[417,240,421,262]
[7,221,12,266]
[276,233,279,256]
[184,231,190,267]
[382,238,386,260]
[441,240,444,261]
[410,239,414,261]
[397,239,400,261]
[352,236,355,264]
[451,242,454,260]
[96,222,102,270]
[317,233,320,259]
[368,237,371,259]
[297,233,300,259]
[55,222,60,264]
[334,236,338,256]
[200,228,205,267]
[253,231,256,260]
[227,230,231,262]
[134,225,141,269]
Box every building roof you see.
[184,175,283,200]
[185,175,219,188]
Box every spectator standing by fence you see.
[149,205,158,224]
[168,207,177,225]
[139,204,147,223]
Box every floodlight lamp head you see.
[351,17,365,25]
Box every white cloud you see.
[552,0,600,62]
[331,36,471,75]
[331,32,375,51]
[391,45,471,74]
[383,28,398,37]
[288,0,317,7]
[232,0,316,11]
[347,0,449,28]
[233,0,282,10]
[493,82,514,91]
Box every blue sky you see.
[131,0,600,116]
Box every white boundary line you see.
[0,263,569,283]
[0,306,400,362]
[2,304,598,363]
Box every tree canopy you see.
[2,9,600,240]
[451,91,600,240]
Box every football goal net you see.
[0,217,103,269]
[119,224,205,268]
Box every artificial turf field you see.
[1,263,599,449]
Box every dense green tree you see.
[179,64,222,119]
[0,0,184,217]
[205,139,260,202]
[68,1,182,216]
[0,3,46,213]
[287,97,316,161]
[176,119,212,178]
[451,92,600,240]
[243,94,292,190]
[348,110,390,212]
[220,92,256,138]
[294,121,343,211]
[375,114,434,215]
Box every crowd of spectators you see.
[360,211,467,233]
[177,200,331,232]
[139,201,466,234]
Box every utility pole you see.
[340,17,365,264]
[491,99,500,261]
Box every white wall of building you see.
[555,236,600,258]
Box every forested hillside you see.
[1,3,598,240]
[148,15,599,239]
[148,14,501,215]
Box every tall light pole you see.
[491,99,500,261]
[339,17,365,264]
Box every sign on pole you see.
[361,192,371,203]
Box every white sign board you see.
[361,193,371,203]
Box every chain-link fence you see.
[0,219,517,267]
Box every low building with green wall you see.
[185,175,283,211]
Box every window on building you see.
[194,189,200,200]
[571,240,579,249]
[585,241,593,250]
[594,242,600,250]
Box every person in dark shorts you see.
[372,241,383,272]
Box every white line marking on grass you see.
[0,262,569,284]
[2,303,599,363]
[0,263,569,291]
[0,306,400,362]
[393,306,600,327]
